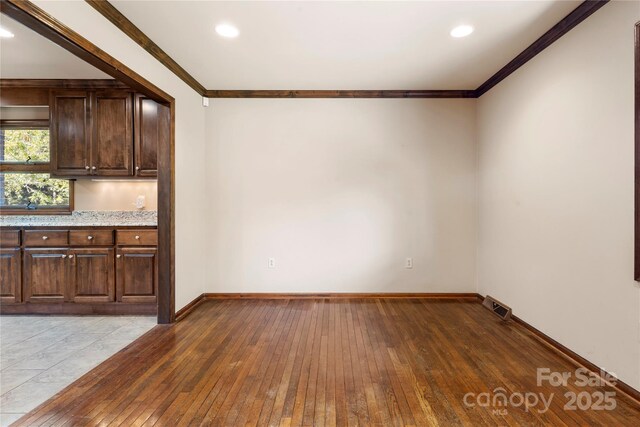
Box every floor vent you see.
[482,295,512,321]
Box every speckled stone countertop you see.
[0,210,157,227]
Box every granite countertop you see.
[0,210,157,227]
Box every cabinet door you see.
[70,248,115,303]
[92,91,133,176]
[134,94,158,177]
[23,249,69,303]
[50,90,91,176]
[116,247,157,303]
[0,248,21,303]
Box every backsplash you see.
[74,180,158,211]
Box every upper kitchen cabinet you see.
[50,90,92,176]
[48,86,156,178]
[134,94,159,177]
[92,90,133,176]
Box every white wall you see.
[32,0,208,311]
[477,1,640,389]
[206,99,477,293]
[74,180,157,211]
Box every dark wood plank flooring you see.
[13,299,640,426]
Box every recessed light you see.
[0,26,15,39]
[215,23,239,38]
[450,25,474,38]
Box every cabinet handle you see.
[135,166,140,171]
[135,235,140,240]
[68,254,74,259]
[91,166,97,171]
[42,236,48,240]
[116,254,121,259]
[61,254,67,258]
[85,165,90,170]
[87,235,93,240]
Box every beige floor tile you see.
[0,315,156,419]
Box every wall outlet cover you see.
[134,195,146,210]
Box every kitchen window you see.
[0,120,73,214]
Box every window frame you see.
[0,120,74,215]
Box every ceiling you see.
[111,0,580,90]
[0,14,111,79]
[0,1,582,89]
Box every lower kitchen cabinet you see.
[70,248,115,303]
[116,247,158,303]
[1,227,158,314]
[23,248,70,303]
[0,248,21,303]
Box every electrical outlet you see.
[268,258,275,269]
[405,257,413,269]
[134,195,145,210]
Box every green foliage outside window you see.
[0,128,70,209]
[1,129,50,162]
[1,173,69,207]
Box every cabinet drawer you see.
[0,230,20,247]
[23,230,68,247]
[116,229,157,246]
[70,230,114,246]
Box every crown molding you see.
[87,0,609,98]
[205,90,477,99]
[85,0,207,96]
[475,0,609,97]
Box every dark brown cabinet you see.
[116,247,157,303]
[50,90,91,176]
[0,248,21,303]
[69,248,115,303]
[1,227,157,313]
[23,248,69,303]
[92,91,133,176]
[134,94,159,177]
[50,89,156,178]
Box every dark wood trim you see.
[0,163,50,172]
[510,314,640,405]
[0,208,71,215]
[85,0,207,96]
[172,292,483,322]
[205,90,476,99]
[1,0,174,323]
[0,302,156,315]
[202,292,482,300]
[635,21,640,280]
[0,0,172,104]
[156,101,174,323]
[0,79,129,89]
[175,293,205,322]
[475,0,609,97]
[0,87,49,106]
[0,119,49,129]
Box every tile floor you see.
[0,315,156,426]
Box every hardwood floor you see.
[13,298,640,426]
